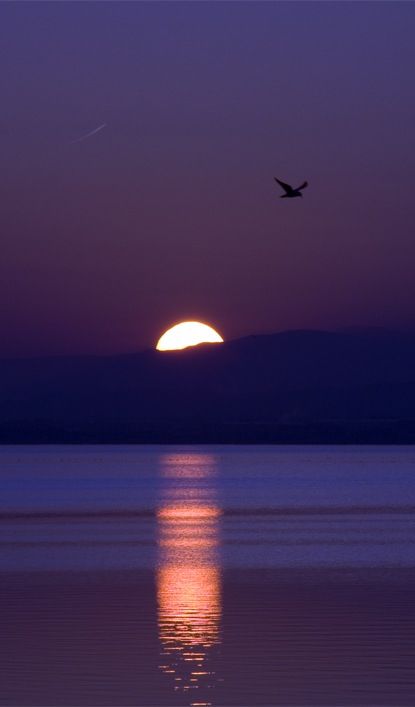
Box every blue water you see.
[1,445,415,571]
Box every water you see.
[1,445,415,705]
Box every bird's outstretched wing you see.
[297,181,308,190]
[274,178,293,193]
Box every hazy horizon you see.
[1,323,415,361]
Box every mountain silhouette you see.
[1,329,415,443]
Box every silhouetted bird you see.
[274,177,308,198]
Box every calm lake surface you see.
[1,445,415,705]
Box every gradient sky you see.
[2,2,415,356]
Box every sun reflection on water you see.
[156,454,222,706]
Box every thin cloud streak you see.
[70,123,107,144]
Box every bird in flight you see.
[274,177,308,198]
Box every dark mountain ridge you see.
[1,329,415,443]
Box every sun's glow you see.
[156,321,224,351]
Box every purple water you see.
[1,446,415,705]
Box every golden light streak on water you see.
[156,453,221,705]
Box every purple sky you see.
[2,2,415,356]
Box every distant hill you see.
[1,329,415,443]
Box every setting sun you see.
[156,321,224,351]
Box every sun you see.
[156,321,224,351]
